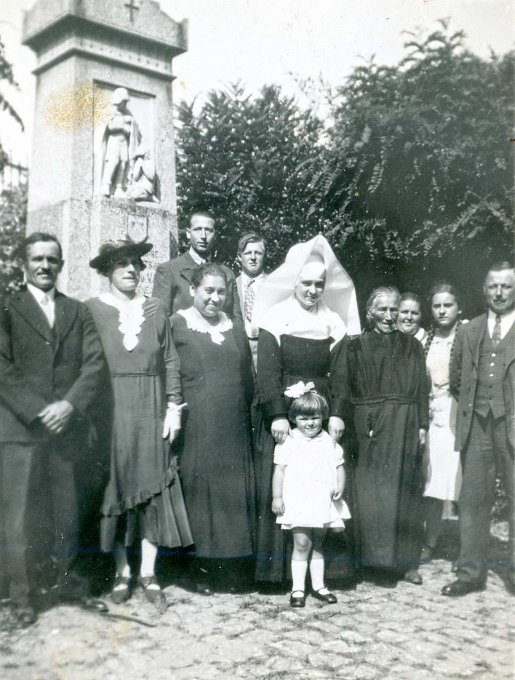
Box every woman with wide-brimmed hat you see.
[87,237,193,607]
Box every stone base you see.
[27,197,177,300]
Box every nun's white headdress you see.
[252,235,361,343]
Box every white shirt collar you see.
[487,308,515,340]
[188,247,210,266]
[27,283,55,303]
[241,271,265,288]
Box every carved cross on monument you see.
[125,0,140,23]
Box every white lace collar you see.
[178,306,232,345]
[99,292,146,351]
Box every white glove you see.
[162,403,186,442]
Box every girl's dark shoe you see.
[111,575,131,605]
[312,588,337,604]
[289,590,306,607]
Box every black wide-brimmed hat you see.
[89,237,153,272]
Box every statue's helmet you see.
[111,87,130,105]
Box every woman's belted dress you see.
[86,295,193,551]
[337,330,429,570]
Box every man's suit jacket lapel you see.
[503,315,515,372]
[178,252,196,286]
[11,289,54,344]
[468,314,487,370]
[236,275,244,317]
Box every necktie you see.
[40,294,54,328]
[492,314,501,347]
[244,279,255,322]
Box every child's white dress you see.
[274,428,351,529]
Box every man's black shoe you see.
[441,580,485,597]
[77,597,108,612]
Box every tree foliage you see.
[175,83,329,269]
[0,35,26,296]
[0,36,24,172]
[175,24,514,317]
[0,183,27,294]
[318,23,514,310]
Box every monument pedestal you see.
[23,0,187,299]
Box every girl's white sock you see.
[309,557,325,591]
[291,559,308,592]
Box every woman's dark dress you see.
[338,330,429,570]
[87,297,193,550]
[254,331,353,583]
[171,313,256,558]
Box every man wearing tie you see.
[235,232,267,372]
[443,261,515,596]
[152,210,241,322]
[0,232,108,625]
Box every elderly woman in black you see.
[337,286,429,584]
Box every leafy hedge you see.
[175,23,514,321]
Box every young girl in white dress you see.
[271,385,350,607]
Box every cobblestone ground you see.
[1,524,513,680]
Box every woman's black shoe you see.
[403,569,423,585]
[420,545,433,564]
[16,605,37,626]
[289,590,306,607]
[138,575,165,605]
[111,575,131,605]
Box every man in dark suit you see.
[442,261,515,597]
[0,232,109,625]
[151,211,242,322]
[235,232,267,372]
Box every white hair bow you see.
[284,381,315,399]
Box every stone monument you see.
[23,0,187,298]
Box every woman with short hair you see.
[171,263,256,594]
[397,292,427,344]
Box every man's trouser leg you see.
[457,412,497,585]
[492,416,514,581]
[47,442,86,596]
[1,443,37,605]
